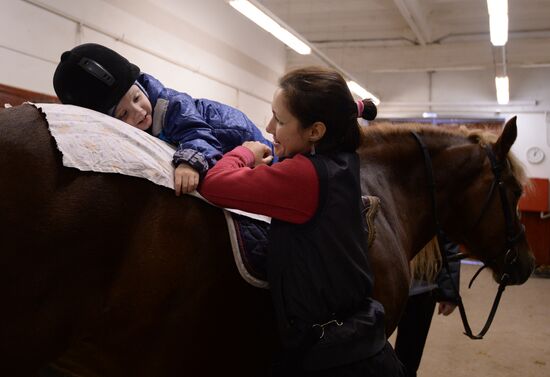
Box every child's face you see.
[114,85,153,131]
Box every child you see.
[53,43,275,195]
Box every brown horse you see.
[0,105,534,377]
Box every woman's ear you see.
[309,121,326,142]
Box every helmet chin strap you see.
[135,80,148,98]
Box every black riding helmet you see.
[53,43,140,114]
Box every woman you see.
[200,66,404,376]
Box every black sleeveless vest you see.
[268,151,386,371]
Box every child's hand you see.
[174,163,200,196]
[242,141,273,167]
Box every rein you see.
[411,131,524,340]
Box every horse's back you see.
[0,104,182,372]
[0,105,275,376]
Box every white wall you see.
[0,0,288,133]
[2,0,548,195]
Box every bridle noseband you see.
[411,131,525,340]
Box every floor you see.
[390,262,550,377]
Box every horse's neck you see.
[360,128,471,261]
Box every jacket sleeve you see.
[199,147,319,224]
[434,240,461,303]
[163,93,223,174]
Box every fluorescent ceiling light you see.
[347,81,380,105]
[487,0,508,46]
[229,1,379,105]
[495,76,509,105]
[228,0,311,55]
[422,112,438,118]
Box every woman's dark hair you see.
[278,66,377,153]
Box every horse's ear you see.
[494,116,517,159]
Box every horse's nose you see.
[509,251,535,285]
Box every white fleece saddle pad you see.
[36,103,179,190]
[34,103,270,288]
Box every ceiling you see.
[259,0,550,80]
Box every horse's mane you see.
[410,238,442,283]
[361,122,529,187]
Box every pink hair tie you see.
[356,99,364,118]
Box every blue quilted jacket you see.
[137,73,274,174]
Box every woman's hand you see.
[242,141,273,167]
[174,163,200,196]
[437,301,457,316]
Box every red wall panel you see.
[519,178,549,212]
[519,178,550,265]
[521,212,550,266]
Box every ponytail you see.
[356,99,377,120]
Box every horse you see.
[0,104,534,377]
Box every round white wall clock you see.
[526,146,545,164]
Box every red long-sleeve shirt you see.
[199,146,319,224]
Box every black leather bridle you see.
[411,131,525,340]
